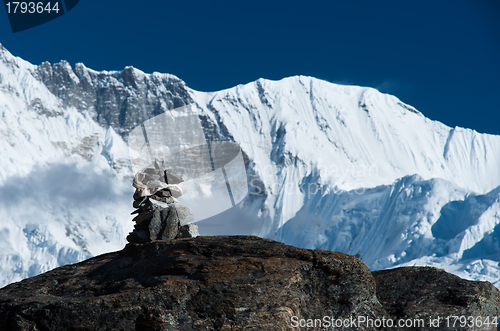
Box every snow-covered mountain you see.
[1,44,499,287]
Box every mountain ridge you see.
[0,45,499,288]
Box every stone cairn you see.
[127,161,198,243]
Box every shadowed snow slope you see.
[1,44,499,287]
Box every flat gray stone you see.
[159,208,179,240]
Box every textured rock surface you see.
[128,163,197,244]
[373,267,500,330]
[35,61,193,136]
[0,236,498,331]
[178,223,200,239]
[127,196,197,243]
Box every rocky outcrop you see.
[373,267,500,330]
[34,61,193,136]
[0,236,498,331]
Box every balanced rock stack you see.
[127,161,198,243]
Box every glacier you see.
[0,44,499,288]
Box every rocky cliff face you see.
[35,61,192,136]
[0,236,498,331]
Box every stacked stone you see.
[127,162,198,243]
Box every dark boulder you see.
[373,267,500,330]
[0,236,498,331]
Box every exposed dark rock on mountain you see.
[34,61,193,136]
[0,236,498,331]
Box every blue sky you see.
[1,0,499,134]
